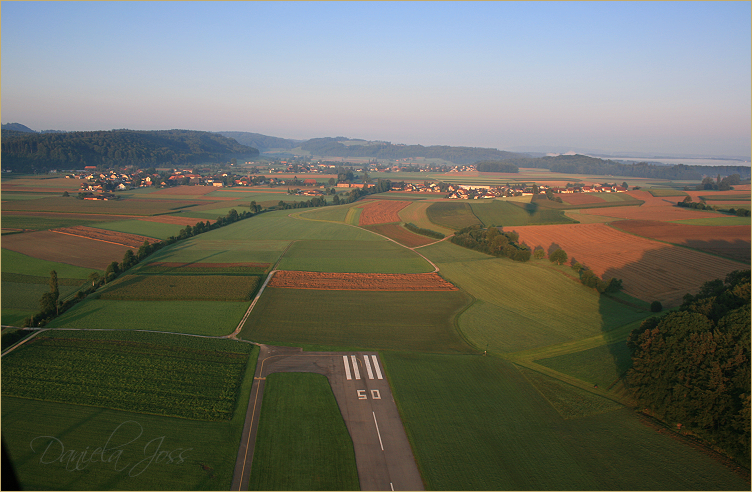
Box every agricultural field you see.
[382,352,748,490]
[425,201,482,230]
[136,262,271,275]
[579,190,723,221]
[507,222,747,306]
[648,188,689,197]
[1,248,99,278]
[238,288,473,353]
[0,196,209,216]
[1,230,136,270]
[1,330,259,491]
[268,271,455,291]
[94,274,261,301]
[91,219,187,240]
[362,223,436,247]
[356,199,410,225]
[610,219,750,262]
[249,373,360,491]
[51,225,158,247]
[470,200,578,226]
[46,299,250,336]
[1,213,114,232]
[397,200,456,235]
[275,239,434,273]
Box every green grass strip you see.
[249,372,360,491]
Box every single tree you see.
[88,271,101,287]
[549,248,568,265]
[650,301,663,312]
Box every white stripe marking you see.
[343,355,352,380]
[364,354,374,379]
[390,483,394,491]
[373,411,384,451]
[371,355,383,379]
[351,355,361,380]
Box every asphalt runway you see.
[232,344,424,491]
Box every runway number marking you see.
[371,389,381,399]
[343,356,352,380]
[357,390,367,400]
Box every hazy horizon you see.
[2,2,750,158]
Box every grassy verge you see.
[249,373,359,491]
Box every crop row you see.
[95,274,261,301]
[1,337,250,421]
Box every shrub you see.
[650,301,662,312]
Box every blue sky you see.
[2,1,750,157]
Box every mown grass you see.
[134,236,291,268]
[92,219,185,239]
[648,188,689,197]
[420,241,648,354]
[295,203,353,223]
[1,308,35,326]
[533,340,633,388]
[1,332,259,491]
[382,352,749,490]
[240,288,473,353]
[249,373,360,491]
[93,274,261,301]
[2,333,251,421]
[398,201,456,235]
[276,239,434,273]
[425,202,481,231]
[46,299,250,336]
[1,249,99,278]
[470,200,577,226]
[2,282,81,311]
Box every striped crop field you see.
[470,200,577,226]
[91,218,186,240]
[508,222,747,306]
[426,202,481,230]
[580,190,721,221]
[363,223,436,247]
[135,262,271,275]
[357,199,411,225]
[398,201,456,235]
[94,274,261,301]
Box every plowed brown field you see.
[580,190,721,221]
[509,222,747,307]
[364,223,436,248]
[610,219,750,262]
[1,230,133,270]
[268,271,457,291]
[51,226,158,248]
[358,200,411,225]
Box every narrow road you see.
[232,344,424,491]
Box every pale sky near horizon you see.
[2,1,750,157]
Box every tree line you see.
[626,270,750,464]
[677,196,750,216]
[1,129,259,172]
[450,225,532,262]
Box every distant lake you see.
[591,156,751,168]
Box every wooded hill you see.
[626,270,751,464]
[218,131,304,151]
[1,129,259,172]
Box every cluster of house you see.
[444,182,628,199]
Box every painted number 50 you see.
[357,389,381,400]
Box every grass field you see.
[276,239,434,273]
[382,352,749,490]
[92,219,185,240]
[1,248,100,278]
[672,216,751,225]
[425,202,481,230]
[648,188,689,197]
[249,373,360,491]
[0,196,208,215]
[697,194,751,201]
[2,281,81,311]
[134,237,291,268]
[470,200,577,227]
[294,204,353,223]
[0,214,116,231]
[239,288,473,352]
[1,331,259,491]
[46,299,250,336]
[397,201,456,235]
[94,274,261,301]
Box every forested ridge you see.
[626,270,751,464]
[1,129,258,172]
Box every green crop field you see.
[671,216,751,225]
[0,196,207,215]
[419,241,649,354]
[276,239,434,273]
[382,352,748,490]
[92,219,185,239]
[0,214,111,231]
[533,340,633,388]
[94,274,260,301]
[1,192,60,200]
[469,200,577,226]
[698,194,751,201]
[425,202,481,231]
[397,201,456,235]
[46,299,250,336]
[648,188,688,197]
[2,281,81,311]
[240,288,473,353]
[2,333,251,421]
[294,203,352,223]
[1,331,259,491]
[2,249,99,278]
[249,373,360,491]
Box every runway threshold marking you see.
[350,355,361,380]
[373,411,384,451]
[371,355,383,379]
[364,355,374,379]
[343,355,352,380]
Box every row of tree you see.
[678,196,751,216]
[545,248,623,293]
[694,174,742,191]
[404,223,445,239]
[626,270,751,464]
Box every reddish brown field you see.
[560,194,607,206]
[358,200,411,225]
[51,226,159,248]
[268,271,457,291]
[149,186,218,196]
[1,230,133,270]
[364,223,436,247]
[580,190,721,221]
[509,222,747,307]
[610,219,750,262]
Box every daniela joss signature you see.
[29,420,192,477]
